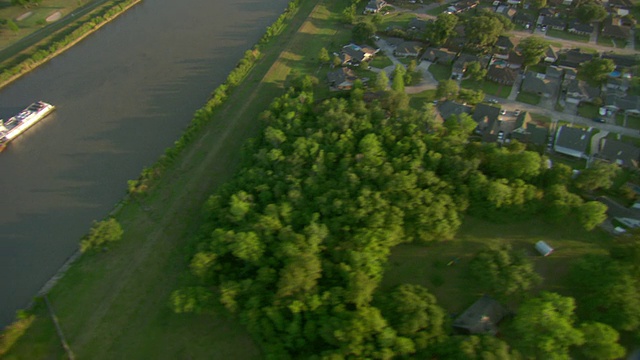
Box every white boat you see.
[0,101,55,151]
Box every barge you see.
[0,101,55,151]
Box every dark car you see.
[593,117,605,123]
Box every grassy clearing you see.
[409,89,437,110]
[627,114,640,130]
[426,4,449,15]
[577,103,598,119]
[530,112,552,124]
[369,53,393,69]
[4,0,339,357]
[517,92,541,105]
[0,0,83,49]
[546,29,589,43]
[461,79,511,98]
[381,216,611,313]
[428,62,451,82]
[378,11,415,30]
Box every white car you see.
[599,107,607,116]
[500,109,507,115]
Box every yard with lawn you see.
[380,216,611,314]
[408,89,436,110]
[428,63,451,82]
[461,79,512,98]
[626,114,640,130]
[577,103,599,119]
[516,91,541,105]
[529,112,552,125]
[369,53,393,69]
[546,29,589,43]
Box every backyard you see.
[461,79,512,98]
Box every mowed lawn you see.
[0,0,82,49]
[380,216,611,314]
[3,0,338,358]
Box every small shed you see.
[452,295,508,335]
[535,241,554,256]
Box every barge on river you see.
[0,101,55,152]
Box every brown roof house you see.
[601,16,633,40]
[394,41,425,58]
[340,43,378,66]
[421,47,456,65]
[486,65,518,85]
[327,67,358,91]
[553,125,592,159]
[453,295,509,335]
[521,71,560,98]
[598,138,640,167]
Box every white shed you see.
[535,241,554,256]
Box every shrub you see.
[80,218,124,252]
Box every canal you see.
[0,0,290,326]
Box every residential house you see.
[408,18,429,32]
[473,103,502,139]
[511,112,549,146]
[437,100,473,120]
[453,295,509,335]
[507,50,525,69]
[445,24,467,52]
[452,54,488,79]
[601,16,632,39]
[608,0,633,16]
[394,41,425,57]
[495,5,517,20]
[604,94,640,115]
[513,12,535,29]
[564,68,577,80]
[364,0,386,14]
[495,35,515,54]
[486,65,518,85]
[445,0,479,14]
[538,7,557,17]
[553,125,592,159]
[557,48,594,69]
[541,16,567,30]
[564,79,600,104]
[327,67,358,90]
[521,71,560,98]
[340,44,378,66]
[606,77,630,93]
[421,47,456,65]
[602,52,639,71]
[546,65,564,79]
[598,138,640,167]
[567,19,594,36]
[543,46,558,63]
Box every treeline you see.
[172,85,620,358]
[127,0,302,195]
[0,0,140,87]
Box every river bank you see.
[0,0,142,91]
[1,0,316,357]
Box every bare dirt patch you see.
[46,11,63,23]
[16,12,33,21]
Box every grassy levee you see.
[2,0,332,358]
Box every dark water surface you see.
[0,0,290,326]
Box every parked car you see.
[500,109,507,115]
[593,117,605,123]
[488,99,499,104]
[514,109,521,116]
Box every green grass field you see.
[428,63,451,82]
[461,79,512,98]
[409,89,437,110]
[546,29,589,43]
[381,216,611,313]
[516,91,541,105]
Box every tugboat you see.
[0,101,55,152]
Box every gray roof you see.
[541,16,566,29]
[327,67,357,86]
[601,16,631,39]
[599,139,640,167]
[421,47,456,64]
[486,65,517,85]
[453,295,508,335]
[605,94,640,112]
[557,49,594,69]
[437,100,473,120]
[521,71,559,96]
[602,52,639,69]
[395,41,425,55]
[555,126,591,155]
[473,103,501,131]
[495,35,515,50]
[566,79,600,100]
[567,19,594,34]
[513,11,534,24]
[408,18,429,32]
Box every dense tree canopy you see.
[574,0,608,23]
[578,58,616,85]
[519,36,548,67]
[465,11,513,48]
[426,13,459,46]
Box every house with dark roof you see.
[553,126,592,159]
[437,100,473,120]
[598,139,640,167]
[453,295,509,335]
[495,35,515,53]
[452,53,488,79]
[421,48,456,65]
[538,8,557,17]
[546,66,564,79]
[604,94,640,115]
[495,5,517,20]
[445,0,479,14]
[557,49,594,69]
[606,77,630,93]
[364,0,386,14]
[340,44,378,65]
[408,18,429,32]
[394,41,425,57]
[511,113,549,146]
[327,67,358,91]
[601,16,632,39]
[602,52,639,70]
[507,50,525,69]
[564,79,600,104]
[543,46,558,63]
[521,71,560,98]
[513,12,535,28]
[473,103,501,137]
[567,19,594,35]
[486,65,518,85]
[541,16,566,30]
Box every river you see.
[0,0,290,326]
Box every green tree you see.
[436,79,458,100]
[465,12,513,48]
[457,88,485,105]
[6,19,18,34]
[79,218,124,252]
[579,322,625,360]
[576,201,607,231]
[391,64,406,93]
[519,36,548,67]
[574,160,620,191]
[342,4,356,24]
[575,1,608,23]
[528,0,547,9]
[464,61,487,81]
[318,47,330,64]
[512,292,584,359]
[352,21,377,43]
[426,13,459,47]
[375,70,389,91]
[578,58,616,85]
[469,244,541,299]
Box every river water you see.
[0,0,290,326]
